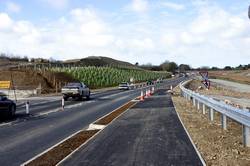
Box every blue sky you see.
[0,0,249,67]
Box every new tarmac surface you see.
[0,78,185,166]
[61,89,204,166]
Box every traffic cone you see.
[145,89,149,98]
[140,91,144,101]
[147,89,151,97]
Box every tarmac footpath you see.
[60,89,204,166]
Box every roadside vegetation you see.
[52,66,170,88]
[0,53,190,92]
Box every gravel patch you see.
[172,87,250,166]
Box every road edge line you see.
[21,96,139,166]
[173,98,206,166]
[56,99,138,166]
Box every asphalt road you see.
[61,88,203,166]
[211,79,250,93]
[0,77,185,166]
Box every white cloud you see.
[0,13,13,29]
[131,0,149,13]
[41,0,69,9]
[0,2,249,68]
[159,3,250,67]
[0,9,114,60]
[6,1,21,13]
[161,2,185,11]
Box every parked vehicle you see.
[0,93,16,117]
[61,82,90,101]
[146,80,154,85]
[118,82,130,90]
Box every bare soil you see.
[186,79,250,100]
[172,87,250,166]
[26,130,99,166]
[95,101,137,125]
[209,70,250,85]
[0,69,75,93]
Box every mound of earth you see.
[0,69,76,93]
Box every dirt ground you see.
[0,69,75,93]
[172,87,250,166]
[186,79,250,100]
[209,70,250,85]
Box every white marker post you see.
[26,101,30,114]
[62,97,65,110]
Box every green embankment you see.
[52,66,170,88]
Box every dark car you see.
[146,80,154,85]
[0,93,16,118]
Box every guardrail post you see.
[193,98,196,107]
[209,108,214,121]
[202,104,206,114]
[197,100,200,110]
[243,125,250,147]
[221,114,227,130]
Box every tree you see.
[211,67,219,70]
[224,66,232,70]
[160,61,178,73]
[179,64,191,72]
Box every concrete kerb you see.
[57,98,138,166]
[20,128,88,166]
[58,84,173,166]
[21,96,140,166]
[87,98,138,130]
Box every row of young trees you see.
[52,66,171,88]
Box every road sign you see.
[0,81,11,89]
[199,71,210,89]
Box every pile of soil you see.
[0,69,76,93]
[172,87,250,165]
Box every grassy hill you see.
[63,56,138,69]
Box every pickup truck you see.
[0,93,16,118]
[61,82,90,101]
